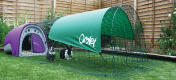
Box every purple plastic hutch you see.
[3,23,48,57]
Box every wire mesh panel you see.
[101,5,147,53]
[55,49,152,78]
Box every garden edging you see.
[102,50,176,62]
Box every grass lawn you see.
[0,51,176,80]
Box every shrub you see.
[38,8,68,47]
[0,17,13,47]
[157,3,176,56]
[13,12,30,27]
[0,12,30,47]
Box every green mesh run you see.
[49,5,145,53]
[101,6,134,40]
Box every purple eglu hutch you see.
[3,23,48,57]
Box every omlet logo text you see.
[79,33,96,47]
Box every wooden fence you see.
[101,0,134,8]
[137,0,173,48]
[0,0,174,48]
[0,0,3,17]
[0,0,51,24]
[0,0,99,24]
[55,0,99,16]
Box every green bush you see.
[38,8,68,47]
[13,13,30,27]
[0,17,13,47]
[157,3,176,56]
[167,49,176,56]
[0,12,30,47]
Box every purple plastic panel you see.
[4,24,25,56]
[32,34,45,53]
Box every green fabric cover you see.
[101,7,134,39]
[49,8,109,53]
[49,7,134,53]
